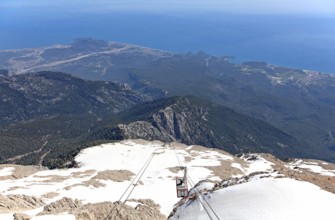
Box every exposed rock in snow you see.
[0,140,334,219]
[40,197,82,214]
[13,213,30,220]
[287,158,335,177]
[38,197,165,220]
[0,194,44,213]
[0,165,43,181]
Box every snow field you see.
[0,140,236,218]
[1,140,335,220]
[171,177,335,220]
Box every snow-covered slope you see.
[0,140,334,220]
[171,176,335,220]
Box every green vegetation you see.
[123,53,335,160]
[0,94,317,169]
[1,43,335,167]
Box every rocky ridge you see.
[0,71,149,125]
[109,97,306,160]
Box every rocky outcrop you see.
[118,97,215,147]
[151,103,210,145]
[115,96,304,160]
[0,165,43,181]
[41,197,82,214]
[118,121,172,142]
[38,197,166,220]
[13,213,31,220]
[94,169,135,182]
[0,194,44,213]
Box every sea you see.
[1,9,334,73]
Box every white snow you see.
[0,214,13,220]
[171,177,335,220]
[1,140,334,220]
[189,181,216,196]
[298,164,335,176]
[241,154,274,174]
[0,167,14,176]
[0,140,235,219]
[231,163,244,171]
[288,159,335,177]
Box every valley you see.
[0,39,334,220]
[1,39,335,166]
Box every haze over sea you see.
[1,0,335,73]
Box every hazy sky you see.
[1,0,335,15]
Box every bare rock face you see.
[150,101,210,145]
[41,197,82,214]
[38,197,166,220]
[0,165,42,181]
[94,170,135,182]
[76,200,166,220]
[118,121,171,142]
[118,97,214,147]
[0,194,44,213]
[74,202,115,220]
[13,213,31,220]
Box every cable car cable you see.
[174,150,214,220]
[174,150,221,220]
[104,152,155,220]
[186,173,221,220]
[112,153,155,219]
[184,170,216,220]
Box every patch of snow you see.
[288,159,335,177]
[231,163,244,171]
[189,182,215,196]
[125,201,140,208]
[241,154,274,174]
[24,207,45,217]
[0,167,14,176]
[0,214,13,220]
[298,164,335,176]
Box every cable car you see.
[176,167,188,198]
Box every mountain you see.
[0,38,172,81]
[1,93,305,169]
[93,96,306,158]
[0,71,149,126]
[125,54,335,159]
[0,71,151,167]
[1,39,334,162]
[0,140,334,219]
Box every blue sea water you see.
[0,9,334,73]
